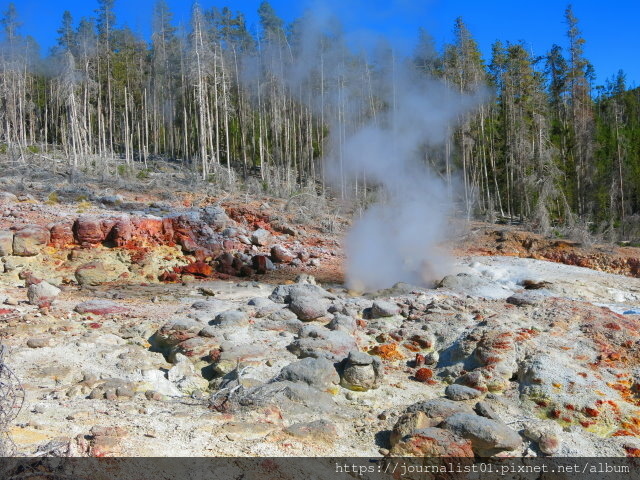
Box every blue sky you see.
[6,0,640,87]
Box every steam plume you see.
[243,5,486,290]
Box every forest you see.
[0,1,639,239]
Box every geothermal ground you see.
[1,175,640,460]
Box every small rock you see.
[13,225,50,256]
[75,300,129,315]
[424,351,439,365]
[506,293,540,307]
[73,216,107,245]
[445,384,483,401]
[248,297,274,308]
[294,274,316,285]
[251,255,274,274]
[298,251,310,262]
[474,401,500,420]
[271,245,295,263]
[405,398,474,420]
[269,283,335,304]
[523,422,562,455]
[167,353,209,394]
[284,419,337,445]
[288,324,357,361]
[251,228,271,246]
[0,231,13,256]
[238,235,251,245]
[370,300,400,318]
[27,337,54,348]
[390,411,434,447]
[213,310,249,327]
[144,390,165,401]
[116,387,135,398]
[327,314,357,334]
[199,287,216,297]
[27,281,61,308]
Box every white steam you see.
[337,68,484,291]
[242,5,486,291]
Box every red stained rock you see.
[156,323,199,346]
[89,426,128,457]
[297,251,310,262]
[583,407,600,418]
[130,217,172,245]
[390,427,474,457]
[49,222,74,246]
[172,336,213,358]
[222,239,238,250]
[176,235,199,253]
[73,216,107,245]
[252,255,268,274]
[271,244,295,263]
[107,218,133,246]
[415,368,433,382]
[181,261,214,277]
[159,271,180,282]
[19,270,43,286]
[75,300,129,315]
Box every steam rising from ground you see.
[244,5,486,291]
[339,71,482,291]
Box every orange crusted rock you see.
[369,343,405,361]
[181,261,214,277]
[415,368,433,382]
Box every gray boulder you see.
[340,351,382,391]
[441,413,521,456]
[240,380,336,413]
[269,283,335,304]
[506,293,541,307]
[13,225,50,256]
[288,324,356,361]
[248,297,276,308]
[275,357,339,392]
[445,384,483,401]
[0,231,13,256]
[201,205,230,230]
[27,281,61,308]
[327,314,357,334]
[288,295,330,321]
[251,228,271,246]
[370,300,400,318]
[405,398,474,420]
[212,310,249,327]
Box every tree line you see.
[0,1,638,238]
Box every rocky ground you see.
[1,174,640,459]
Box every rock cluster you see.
[0,205,314,286]
[391,398,521,457]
